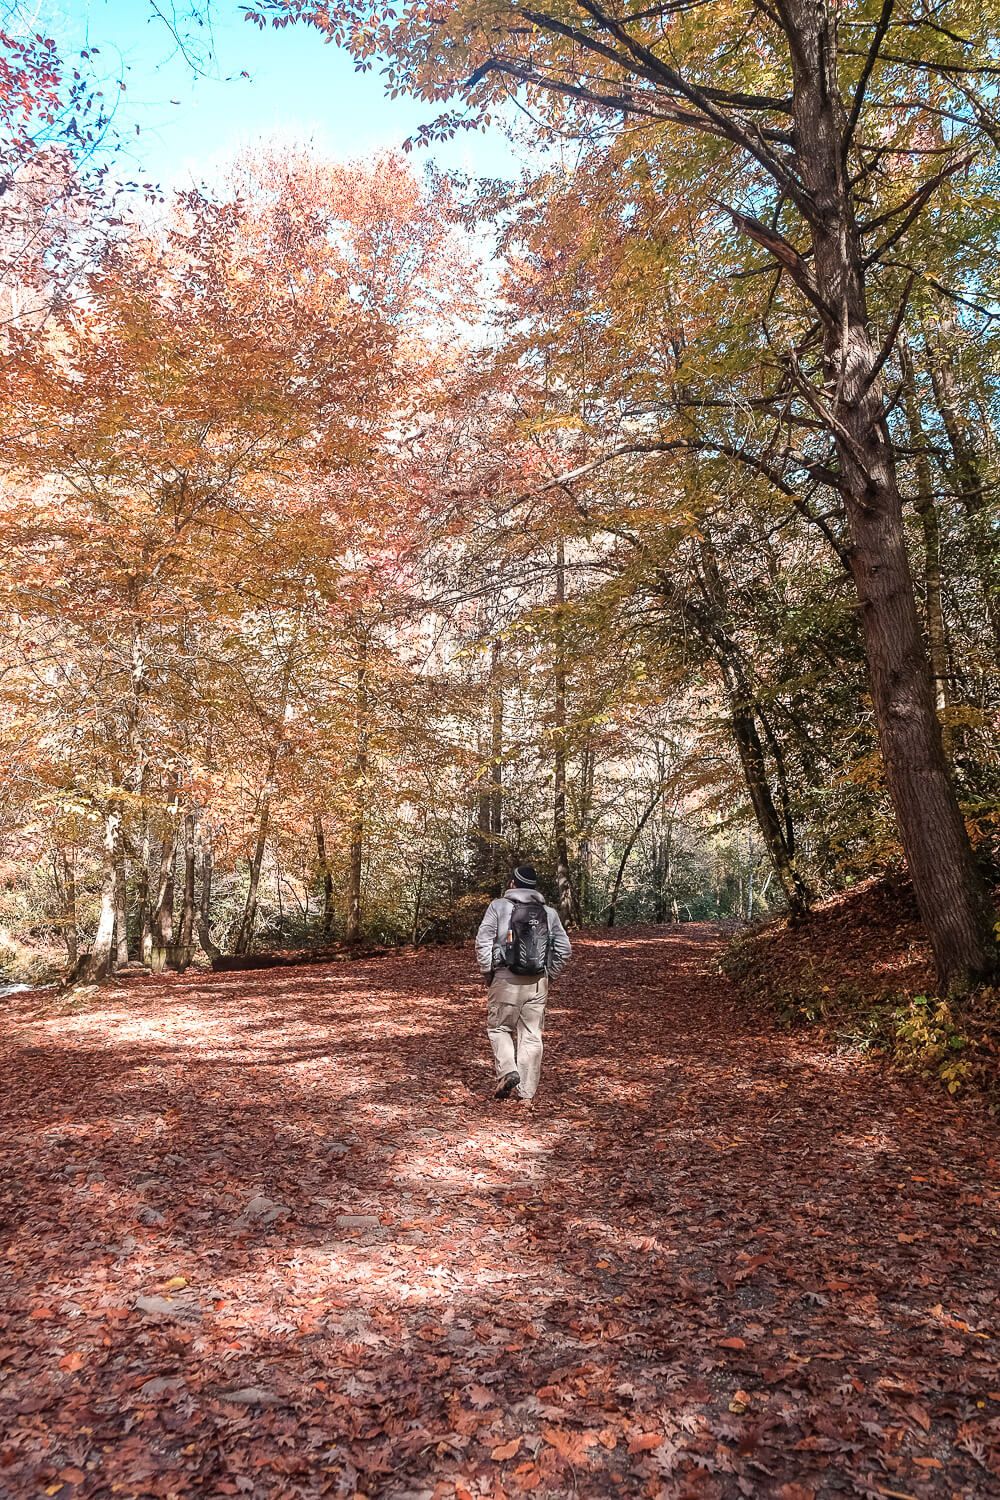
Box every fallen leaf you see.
[906,1401,932,1432]
[627,1431,663,1453]
[1,923,995,1500]
[491,1437,522,1461]
[542,1426,597,1462]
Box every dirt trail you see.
[0,926,997,1499]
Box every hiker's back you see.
[501,897,551,976]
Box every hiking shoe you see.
[495,1071,520,1100]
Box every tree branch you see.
[715,201,834,321]
[864,152,975,265]
[843,0,897,158]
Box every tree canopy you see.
[0,1,996,995]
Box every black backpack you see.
[501,900,551,976]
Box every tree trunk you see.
[346,636,369,945]
[473,752,492,887]
[757,708,796,860]
[53,848,78,971]
[139,846,153,968]
[489,638,504,887]
[725,677,809,919]
[900,340,951,722]
[152,849,175,946]
[235,794,270,957]
[86,810,121,982]
[314,811,335,939]
[176,812,195,970]
[789,10,995,988]
[923,331,1000,658]
[274,848,285,943]
[553,539,579,925]
[653,805,675,923]
[197,825,221,962]
[412,857,425,945]
[113,855,129,969]
[577,740,596,922]
[136,770,152,967]
[151,785,177,973]
[235,648,295,955]
[471,637,503,890]
[605,784,667,927]
[682,532,810,920]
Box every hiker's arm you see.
[548,912,572,979]
[475,903,498,978]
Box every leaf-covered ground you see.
[1,927,998,1499]
[725,878,938,1008]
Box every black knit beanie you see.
[512,864,538,888]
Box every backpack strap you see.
[495,898,513,964]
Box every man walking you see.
[475,865,572,1103]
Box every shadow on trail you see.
[0,927,997,1499]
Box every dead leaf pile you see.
[0,926,997,1497]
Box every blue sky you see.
[39,0,522,189]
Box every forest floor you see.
[723,879,1000,1099]
[1,927,998,1500]
[724,878,937,1011]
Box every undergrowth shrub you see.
[892,996,972,1093]
[891,991,1000,1099]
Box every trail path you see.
[1,927,997,1499]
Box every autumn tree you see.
[0,145,491,970]
[255,0,1000,987]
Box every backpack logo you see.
[502,903,550,976]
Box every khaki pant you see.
[487,970,548,1099]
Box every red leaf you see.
[542,1426,597,1462]
[906,1401,932,1432]
[491,1437,522,1461]
[627,1431,663,1453]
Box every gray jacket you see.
[475,887,572,980]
